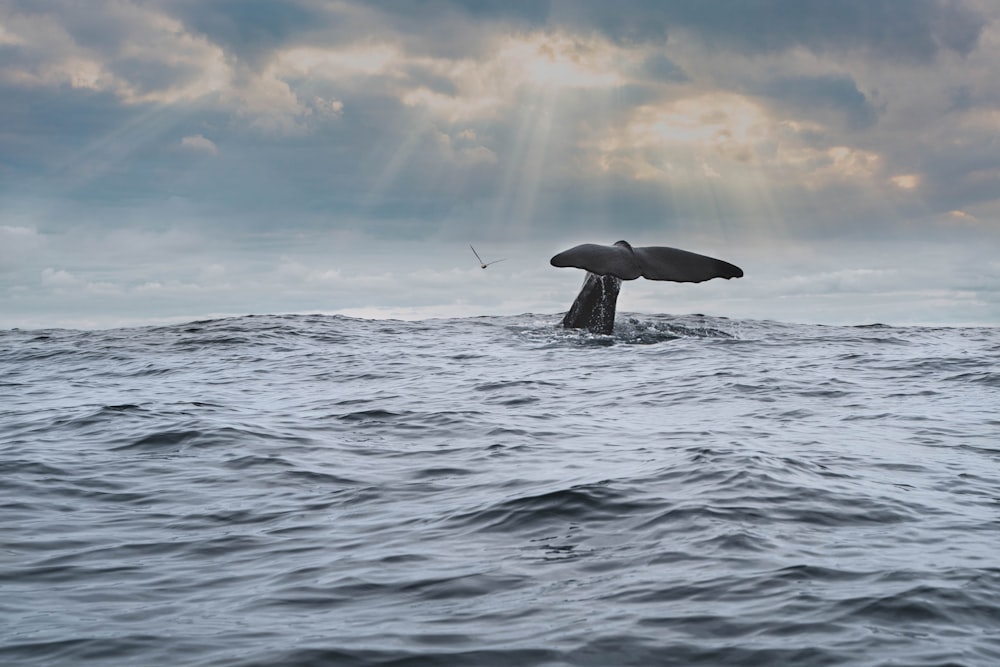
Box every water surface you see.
[2,314,999,666]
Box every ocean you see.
[2,313,999,666]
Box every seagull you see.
[470,245,506,269]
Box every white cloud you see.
[946,210,978,223]
[310,96,344,117]
[0,3,229,103]
[41,267,80,287]
[180,134,218,155]
[890,173,920,190]
[0,225,44,269]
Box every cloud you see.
[758,74,878,130]
[636,53,689,83]
[0,225,44,270]
[163,0,328,68]
[180,134,218,155]
[890,174,920,190]
[40,267,80,287]
[0,1,229,103]
[946,209,978,224]
[557,0,984,61]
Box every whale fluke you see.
[550,240,743,282]
[550,240,742,334]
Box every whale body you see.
[550,240,743,334]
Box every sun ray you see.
[499,89,558,236]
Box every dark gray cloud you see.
[636,53,689,83]
[649,0,984,61]
[917,145,1000,215]
[160,0,327,68]
[5,0,134,55]
[758,75,878,130]
[364,0,985,61]
[109,58,208,97]
[0,86,131,181]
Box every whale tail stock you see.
[561,272,622,335]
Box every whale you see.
[550,240,743,334]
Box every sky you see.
[2,0,999,329]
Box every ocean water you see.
[2,313,999,667]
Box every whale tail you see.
[551,240,742,334]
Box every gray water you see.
[2,314,999,666]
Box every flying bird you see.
[550,240,743,334]
[470,245,506,269]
